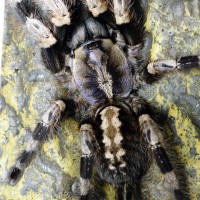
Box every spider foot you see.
[7,165,26,186]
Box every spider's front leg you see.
[83,0,108,17]
[7,99,76,185]
[147,55,200,76]
[139,114,189,200]
[110,0,146,45]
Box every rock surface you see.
[0,0,199,199]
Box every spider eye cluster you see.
[86,41,99,50]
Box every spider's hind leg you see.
[83,0,108,17]
[72,123,105,200]
[139,114,189,200]
[79,123,94,199]
[7,99,76,185]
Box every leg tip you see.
[7,166,24,186]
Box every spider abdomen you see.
[93,105,149,185]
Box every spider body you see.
[5,0,199,199]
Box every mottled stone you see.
[0,96,5,112]
[4,106,22,136]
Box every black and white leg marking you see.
[41,45,66,74]
[147,55,200,75]
[79,124,94,200]
[139,114,188,200]
[37,0,76,27]
[109,0,145,45]
[16,0,57,48]
[16,0,73,74]
[7,100,66,185]
[84,0,108,17]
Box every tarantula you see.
[6,0,199,199]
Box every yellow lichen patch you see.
[145,5,162,61]
[103,184,115,200]
[154,86,165,105]
[1,184,45,200]
[1,79,20,113]
[61,119,80,177]
[167,104,200,199]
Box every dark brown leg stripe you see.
[18,150,35,164]
[32,123,48,141]
[8,122,53,185]
[179,61,199,69]
[178,55,199,63]
[8,167,24,184]
[80,195,89,200]
[174,189,189,200]
[41,46,64,74]
[153,146,173,174]
[178,55,199,69]
[80,155,93,179]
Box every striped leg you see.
[15,0,79,74]
[79,124,94,200]
[147,55,200,75]
[16,0,78,45]
[109,0,145,45]
[139,114,189,200]
[16,0,56,48]
[7,100,67,185]
[84,0,108,17]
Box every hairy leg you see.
[79,123,94,200]
[15,0,80,74]
[109,0,146,45]
[7,99,75,185]
[147,55,200,76]
[83,0,108,17]
[126,96,189,200]
[139,114,189,200]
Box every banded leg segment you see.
[139,114,189,200]
[37,0,77,27]
[16,0,56,48]
[15,0,62,74]
[109,0,146,45]
[7,100,66,185]
[79,124,94,200]
[16,0,79,45]
[147,55,200,75]
[84,0,108,17]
